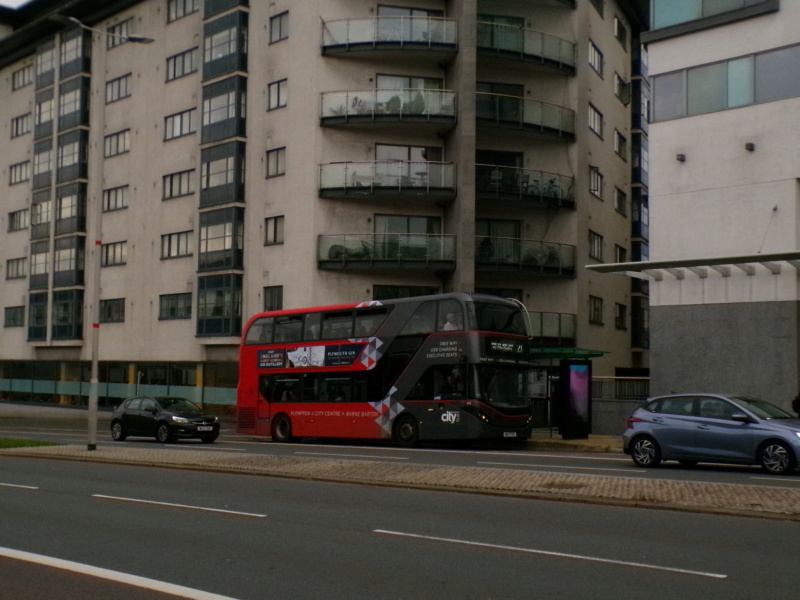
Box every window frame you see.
[264,216,285,246]
[101,241,127,267]
[165,108,198,140]
[166,47,199,81]
[589,40,603,77]
[589,230,604,261]
[270,12,289,44]
[589,166,604,199]
[589,295,604,325]
[104,129,130,157]
[266,147,286,178]
[588,103,603,137]
[268,79,288,110]
[161,230,194,259]
[159,292,192,320]
[163,169,195,199]
[99,298,125,323]
[106,73,132,104]
[103,185,129,212]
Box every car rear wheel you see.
[110,420,126,441]
[271,414,293,443]
[759,441,796,475]
[156,422,173,443]
[631,436,662,468]
[393,415,419,448]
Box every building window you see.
[165,108,197,140]
[201,76,246,143]
[103,185,129,212]
[614,130,628,159]
[12,64,33,90]
[161,230,193,259]
[615,303,628,330]
[614,73,631,105]
[588,104,603,137]
[55,183,87,236]
[11,113,31,138]
[107,20,131,49]
[615,244,627,263]
[265,216,284,245]
[60,31,87,77]
[59,77,90,130]
[99,299,125,323]
[200,141,245,207]
[4,306,24,328]
[53,236,85,288]
[163,169,195,199]
[104,130,130,157]
[589,41,603,76]
[614,16,628,50]
[102,241,127,266]
[52,289,83,340]
[263,286,283,312]
[614,188,627,215]
[6,257,26,279]
[168,0,200,22]
[33,140,53,189]
[198,207,244,271]
[57,130,88,183]
[196,273,242,337]
[268,79,287,110]
[106,73,131,103]
[31,196,52,228]
[589,296,604,325]
[270,12,289,43]
[34,89,54,138]
[589,166,603,198]
[167,48,199,81]
[10,161,30,185]
[589,231,604,261]
[9,209,29,232]
[203,12,248,80]
[159,293,192,320]
[266,147,286,177]
[35,43,55,87]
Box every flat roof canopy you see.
[585,250,800,281]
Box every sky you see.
[0,1,30,7]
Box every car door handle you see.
[697,425,710,430]
[652,418,664,423]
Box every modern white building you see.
[591,0,800,408]
[0,0,648,412]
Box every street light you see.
[50,14,153,450]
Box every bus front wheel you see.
[271,414,294,443]
[393,415,419,448]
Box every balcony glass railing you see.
[476,22,575,69]
[475,164,574,207]
[320,161,455,194]
[528,311,576,343]
[319,233,456,266]
[322,17,458,49]
[321,89,456,121]
[475,236,576,275]
[476,93,575,137]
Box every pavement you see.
[2,402,800,521]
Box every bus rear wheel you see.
[393,415,419,448]
[271,414,294,443]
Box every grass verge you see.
[0,439,59,449]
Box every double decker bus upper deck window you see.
[244,316,274,344]
[470,301,527,335]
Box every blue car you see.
[623,393,800,475]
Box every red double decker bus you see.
[237,293,535,446]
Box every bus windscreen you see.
[470,302,528,336]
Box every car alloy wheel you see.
[631,436,662,468]
[156,423,172,443]
[760,441,796,475]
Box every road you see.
[2,456,800,600]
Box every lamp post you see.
[51,14,153,450]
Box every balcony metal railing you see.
[322,17,458,51]
[476,93,575,138]
[321,88,456,122]
[592,377,650,401]
[475,164,574,208]
[319,233,456,268]
[320,161,456,197]
[475,236,576,276]
[476,21,575,71]
[528,311,576,345]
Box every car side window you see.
[126,398,141,410]
[657,397,694,416]
[699,398,738,420]
[140,398,156,412]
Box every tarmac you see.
[2,402,800,521]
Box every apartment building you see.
[590,0,800,407]
[0,0,647,411]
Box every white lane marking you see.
[374,530,728,579]
[296,452,409,461]
[478,461,644,474]
[0,482,39,490]
[0,546,242,600]
[92,495,267,518]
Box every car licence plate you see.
[197,426,213,431]
[503,432,517,438]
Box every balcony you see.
[529,311,576,347]
[477,22,575,75]
[476,93,575,141]
[319,233,456,271]
[476,164,574,209]
[475,237,575,277]
[322,17,457,60]
[321,89,456,131]
[319,161,456,201]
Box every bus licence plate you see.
[503,432,517,438]
[197,426,213,431]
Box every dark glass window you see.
[200,141,246,207]
[203,11,248,81]
[100,298,125,323]
[198,207,244,271]
[202,76,246,143]
[52,289,83,340]
[56,183,87,235]
[196,273,242,337]
[57,129,89,183]
[28,293,48,341]
[160,293,192,320]
[53,236,85,288]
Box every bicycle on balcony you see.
[528,177,563,200]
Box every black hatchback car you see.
[111,396,220,443]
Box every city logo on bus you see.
[441,411,460,424]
